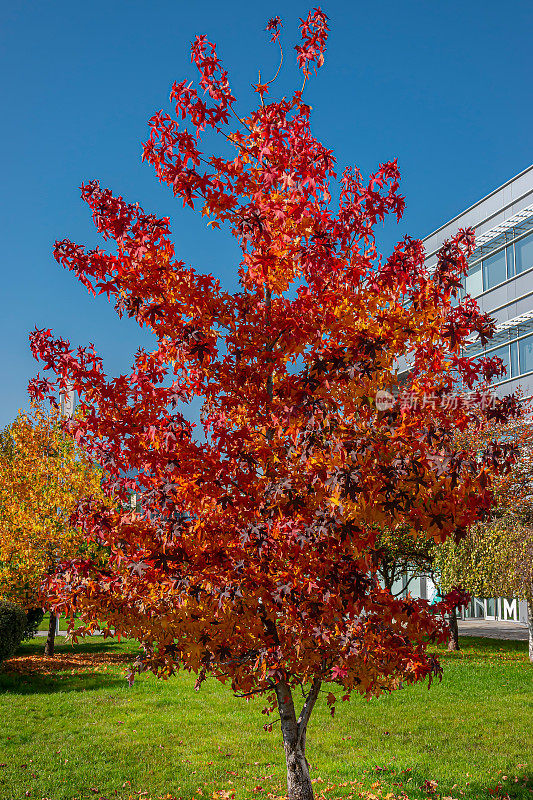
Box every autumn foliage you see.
[452,397,533,513]
[0,405,104,611]
[28,10,518,799]
[435,405,533,659]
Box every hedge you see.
[23,607,45,641]
[0,601,27,663]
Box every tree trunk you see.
[448,605,460,651]
[527,595,533,664]
[381,560,393,594]
[275,678,321,800]
[44,611,56,656]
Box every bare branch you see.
[296,675,321,746]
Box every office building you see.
[424,164,533,401]
[403,165,533,624]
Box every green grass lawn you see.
[37,613,99,632]
[37,612,66,632]
[0,635,531,800]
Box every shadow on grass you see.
[20,639,137,656]
[0,638,137,695]
[457,636,528,653]
[0,670,129,695]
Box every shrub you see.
[23,607,45,641]
[0,601,26,663]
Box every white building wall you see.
[423,164,533,400]
[400,166,533,626]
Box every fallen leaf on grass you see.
[2,652,134,676]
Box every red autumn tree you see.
[29,11,518,799]
[454,396,533,513]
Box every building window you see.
[460,230,533,298]
[506,243,515,278]
[491,344,511,378]
[465,261,482,296]
[478,333,533,383]
[519,333,533,375]
[483,248,506,291]
[515,231,533,274]
[511,340,519,377]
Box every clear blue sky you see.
[1,0,531,427]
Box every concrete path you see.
[35,630,105,637]
[458,619,528,641]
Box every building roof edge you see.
[422,163,533,243]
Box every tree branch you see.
[296,675,321,746]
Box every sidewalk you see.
[458,619,528,641]
[35,629,105,637]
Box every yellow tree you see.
[434,402,533,652]
[435,515,533,661]
[0,404,105,655]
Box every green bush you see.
[23,607,44,641]
[0,601,26,663]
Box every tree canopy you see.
[27,10,519,798]
[435,408,533,660]
[0,404,105,611]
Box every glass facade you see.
[519,335,533,375]
[419,167,533,627]
[489,343,512,378]
[471,332,533,384]
[516,230,533,274]
[463,229,533,297]
[461,227,533,386]
[482,248,506,290]
[465,261,482,296]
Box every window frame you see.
[461,229,533,299]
